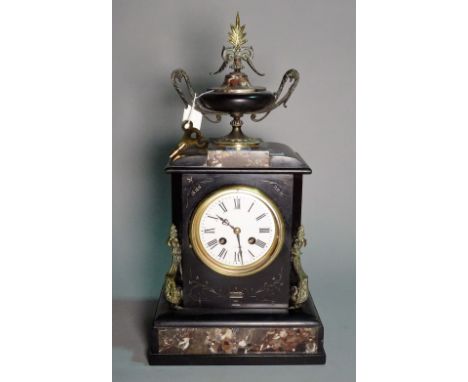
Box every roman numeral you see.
[207,215,217,220]
[234,197,241,209]
[218,202,227,213]
[256,213,266,221]
[206,238,218,249]
[259,228,270,233]
[218,248,227,259]
[255,239,267,249]
[204,228,215,234]
[248,202,255,212]
[248,250,255,258]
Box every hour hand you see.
[216,215,235,230]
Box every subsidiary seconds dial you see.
[190,186,285,277]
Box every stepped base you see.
[148,292,326,365]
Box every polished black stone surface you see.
[198,91,275,114]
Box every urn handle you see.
[171,68,196,108]
[251,69,300,122]
[171,69,222,124]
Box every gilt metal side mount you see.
[290,225,310,308]
[164,224,183,307]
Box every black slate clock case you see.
[167,142,310,310]
[149,142,326,365]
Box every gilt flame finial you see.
[228,12,247,50]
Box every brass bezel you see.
[189,185,285,277]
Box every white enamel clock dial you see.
[190,186,285,277]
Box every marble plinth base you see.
[148,293,326,365]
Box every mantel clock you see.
[149,13,326,365]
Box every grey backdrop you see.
[113,0,355,381]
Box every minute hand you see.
[235,232,244,265]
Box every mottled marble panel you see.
[207,150,270,168]
[158,327,318,355]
